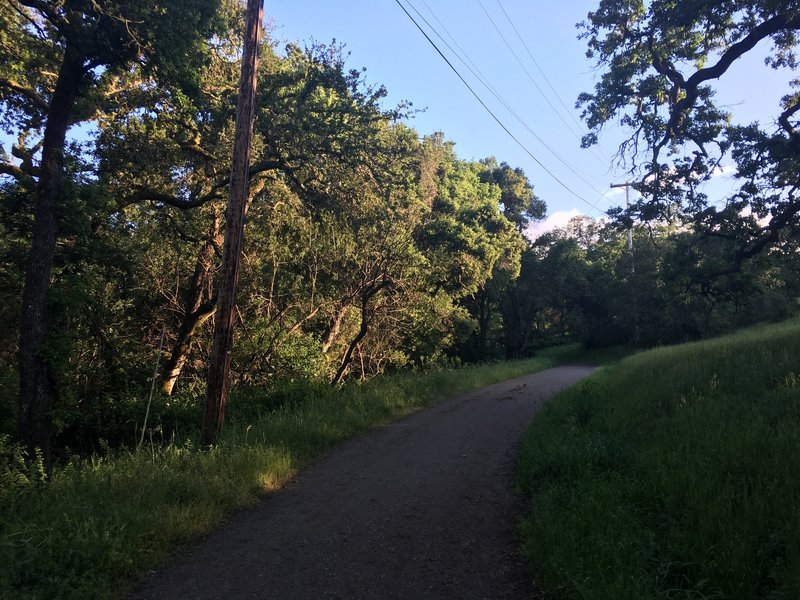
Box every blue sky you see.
[268,0,791,235]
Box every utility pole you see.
[610,182,633,250]
[610,181,640,345]
[202,0,264,446]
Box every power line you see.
[592,186,619,210]
[474,1,582,142]
[412,0,606,194]
[394,0,604,214]
[405,0,603,194]
[480,0,611,164]
[419,0,488,90]
[494,0,586,133]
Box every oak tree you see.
[579,0,800,271]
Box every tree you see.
[475,160,544,359]
[579,0,800,270]
[415,143,523,301]
[479,159,545,232]
[412,141,526,361]
[1,0,221,461]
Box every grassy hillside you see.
[0,346,605,600]
[518,318,800,599]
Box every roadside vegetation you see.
[518,318,800,599]
[0,347,599,600]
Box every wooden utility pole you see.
[202,0,264,446]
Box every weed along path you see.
[133,365,594,600]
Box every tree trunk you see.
[330,281,389,385]
[331,297,370,385]
[503,286,523,360]
[162,212,222,395]
[18,45,84,464]
[476,289,490,357]
[161,303,216,395]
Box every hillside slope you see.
[518,318,800,599]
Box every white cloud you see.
[525,209,583,240]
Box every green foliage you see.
[479,158,545,231]
[0,434,46,499]
[518,318,800,599]
[417,149,523,298]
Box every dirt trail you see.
[132,365,594,600]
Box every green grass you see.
[517,318,800,600]
[0,349,592,600]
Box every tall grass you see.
[518,318,800,599]
[0,350,587,600]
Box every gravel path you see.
[132,365,594,600]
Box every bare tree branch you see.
[657,12,800,153]
[778,98,800,139]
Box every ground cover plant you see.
[0,349,596,600]
[518,318,800,599]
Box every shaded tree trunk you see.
[162,212,222,395]
[330,281,389,385]
[476,289,490,357]
[331,297,370,385]
[503,285,526,360]
[18,44,85,464]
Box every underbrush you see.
[0,351,584,600]
[518,318,800,599]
